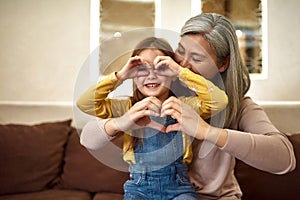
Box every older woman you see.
[78,13,296,200]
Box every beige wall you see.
[1,0,300,103]
[0,0,90,102]
[248,0,300,101]
[0,0,299,126]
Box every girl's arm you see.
[76,72,126,118]
[178,68,228,119]
[154,56,228,119]
[77,56,146,118]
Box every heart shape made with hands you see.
[143,116,181,133]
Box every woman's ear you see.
[218,56,230,73]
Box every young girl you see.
[77,37,228,199]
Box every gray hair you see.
[181,13,251,127]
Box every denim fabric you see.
[124,116,199,200]
[133,116,184,170]
[124,163,199,200]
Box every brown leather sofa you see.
[0,119,299,200]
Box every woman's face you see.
[175,34,226,80]
[134,49,173,101]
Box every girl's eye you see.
[137,66,148,71]
[156,65,167,71]
[136,66,150,77]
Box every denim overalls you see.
[124,116,199,200]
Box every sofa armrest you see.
[235,133,300,200]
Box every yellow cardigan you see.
[77,68,228,164]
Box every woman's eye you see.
[192,58,201,63]
[176,47,184,55]
[191,56,202,63]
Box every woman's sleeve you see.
[80,118,115,149]
[76,72,124,118]
[222,97,296,174]
[179,68,228,119]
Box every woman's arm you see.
[80,96,166,149]
[221,97,296,174]
[161,96,296,174]
[80,118,115,149]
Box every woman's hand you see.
[160,96,228,147]
[160,96,209,140]
[153,56,183,76]
[105,96,165,136]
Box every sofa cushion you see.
[56,129,129,194]
[93,193,123,200]
[0,120,72,195]
[235,133,300,200]
[0,189,91,200]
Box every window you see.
[91,0,267,77]
[99,0,155,41]
[202,0,267,76]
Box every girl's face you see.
[175,34,227,80]
[134,49,173,102]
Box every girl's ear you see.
[218,56,230,73]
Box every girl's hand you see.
[116,56,144,80]
[106,96,166,135]
[153,56,183,77]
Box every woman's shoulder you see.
[232,96,265,127]
[237,96,276,125]
[239,96,261,110]
[238,96,267,117]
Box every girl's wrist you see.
[115,71,122,80]
[176,64,183,75]
[178,67,188,78]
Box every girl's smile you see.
[134,49,173,101]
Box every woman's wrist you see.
[204,127,228,148]
[104,119,121,137]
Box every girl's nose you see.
[147,68,157,79]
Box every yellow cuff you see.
[109,72,123,87]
